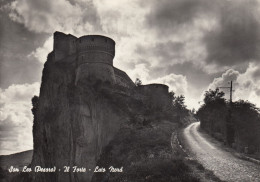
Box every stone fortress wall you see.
[51,31,170,107]
[53,32,77,61]
[53,31,130,87]
[76,35,116,85]
[137,84,172,110]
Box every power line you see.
[217,81,234,103]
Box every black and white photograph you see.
[0,0,260,181]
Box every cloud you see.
[203,0,260,67]
[207,63,260,108]
[5,0,104,66]
[0,3,47,88]
[0,49,43,88]
[143,0,260,73]
[0,82,40,155]
[126,63,188,97]
[208,69,240,90]
[236,63,260,103]
[127,63,150,84]
[136,0,218,76]
[135,41,185,67]
[95,0,148,36]
[8,0,101,34]
[145,0,213,35]
[3,0,260,115]
[126,61,188,96]
[28,36,53,63]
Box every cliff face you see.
[30,57,127,182]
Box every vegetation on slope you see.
[92,93,221,182]
[92,120,200,182]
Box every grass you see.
[92,120,205,182]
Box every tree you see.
[191,108,196,115]
[172,95,188,123]
[203,88,225,104]
[231,100,260,153]
[169,91,176,102]
[197,88,260,152]
[31,95,39,117]
[197,89,227,136]
[135,78,142,86]
[174,95,186,110]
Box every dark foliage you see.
[170,92,189,124]
[135,78,142,86]
[196,89,260,154]
[92,121,200,182]
[31,95,39,117]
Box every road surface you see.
[182,122,260,182]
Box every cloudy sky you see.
[1,0,260,155]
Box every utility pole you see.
[218,81,233,103]
[217,81,234,146]
[230,81,233,103]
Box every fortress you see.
[48,31,171,107]
[51,31,135,88]
[25,32,174,182]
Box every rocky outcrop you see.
[29,56,129,182]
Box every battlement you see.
[52,32,134,87]
[77,35,115,58]
[138,84,169,93]
[53,32,115,62]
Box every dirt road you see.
[182,122,260,182]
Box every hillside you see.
[0,150,33,182]
[0,119,222,182]
[92,119,221,182]
[0,150,33,170]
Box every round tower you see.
[137,84,171,110]
[75,35,116,85]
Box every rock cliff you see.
[23,32,173,182]
[30,59,130,182]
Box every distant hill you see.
[0,150,33,171]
